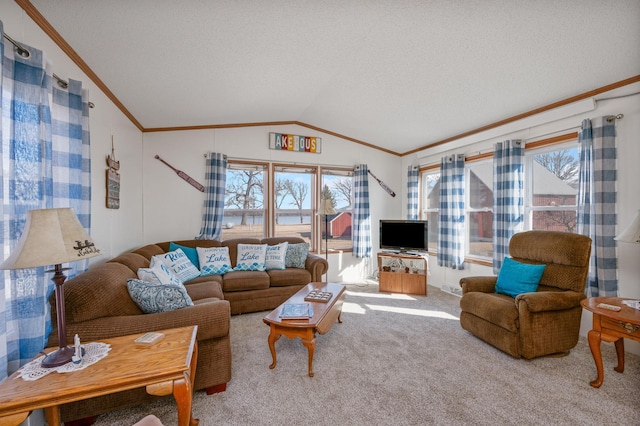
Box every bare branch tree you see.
[286,180,309,223]
[333,177,352,207]
[535,150,579,187]
[274,177,292,224]
[225,170,263,225]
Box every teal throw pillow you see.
[234,244,267,271]
[495,257,546,298]
[169,242,200,269]
[265,242,288,270]
[137,261,182,286]
[154,249,201,282]
[127,279,193,314]
[285,242,309,269]
[197,246,232,275]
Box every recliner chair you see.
[459,230,592,359]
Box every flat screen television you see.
[379,220,428,252]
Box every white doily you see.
[18,342,111,381]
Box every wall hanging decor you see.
[269,132,321,153]
[106,138,120,209]
[154,155,205,192]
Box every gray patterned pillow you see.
[127,279,193,314]
[285,242,309,268]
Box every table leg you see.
[613,338,625,373]
[301,336,316,377]
[173,373,197,426]
[268,331,281,369]
[587,329,604,388]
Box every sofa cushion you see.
[153,249,201,282]
[184,280,224,301]
[285,242,309,268]
[132,244,165,261]
[108,252,150,274]
[138,260,183,286]
[63,263,141,322]
[197,246,232,275]
[127,279,194,314]
[221,270,270,292]
[234,244,267,271]
[459,291,519,332]
[495,257,546,297]
[267,268,312,287]
[265,242,288,270]
[170,242,200,269]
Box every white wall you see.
[3,2,145,261]
[402,83,640,353]
[142,124,403,283]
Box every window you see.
[221,162,267,240]
[272,165,317,247]
[321,168,354,253]
[526,142,578,232]
[466,160,493,258]
[420,169,440,251]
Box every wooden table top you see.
[0,326,197,418]
[581,297,640,323]
[263,282,346,328]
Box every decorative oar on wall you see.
[154,155,205,192]
[368,169,396,197]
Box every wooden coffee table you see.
[0,326,199,426]
[263,282,346,377]
[581,297,640,388]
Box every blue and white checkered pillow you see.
[234,244,267,271]
[154,249,201,282]
[197,246,232,276]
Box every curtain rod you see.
[3,32,30,58]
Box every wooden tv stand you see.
[377,252,427,295]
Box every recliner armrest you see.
[459,276,497,294]
[516,290,586,313]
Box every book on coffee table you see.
[280,303,313,319]
[304,290,333,303]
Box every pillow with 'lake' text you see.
[137,261,182,287]
[234,244,267,271]
[127,278,193,314]
[495,257,546,298]
[197,246,232,276]
[285,242,309,269]
[265,242,289,270]
[154,249,200,282]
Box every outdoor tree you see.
[534,149,579,232]
[274,177,292,224]
[321,184,337,210]
[285,180,309,223]
[333,177,352,207]
[225,170,263,225]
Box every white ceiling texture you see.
[27,0,640,155]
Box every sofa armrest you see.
[50,299,230,347]
[305,253,328,281]
[459,276,497,294]
[516,290,586,313]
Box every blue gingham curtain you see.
[577,117,617,297]
[437,154,465,269]
[407,165,419,220]
[196,152,227,240]
[352,164,371,258]
[492,140,524,274]
[0,23,92,379]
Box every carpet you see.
[94,284,639,425]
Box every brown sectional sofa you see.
[47,236,327,423]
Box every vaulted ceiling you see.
[24,0,640,155]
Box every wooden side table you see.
[0,326,199,426]
[580,297,640,388]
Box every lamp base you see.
[41,345,75,368]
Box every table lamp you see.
[615,209,640,244]
[0,208,102,367]
[318,199,336,261]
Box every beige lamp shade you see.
[318,199,336,216]
[615,209,640,244]
[1,208,101,270]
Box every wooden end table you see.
[0,326,199,426]
[263,282,346,377]
[581,297,640,388]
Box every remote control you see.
[596,303,621,311]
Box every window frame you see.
[320,166,355,254]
